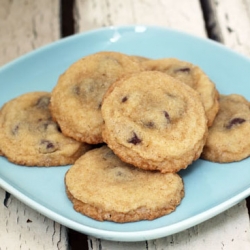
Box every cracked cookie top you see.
[0,92,91,166]
[101,71,208,173]
[50,51,143,144]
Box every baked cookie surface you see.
[0,92,91,166]
[201,94,250,162]
[129,55,149,63]
[142,58,219,127]
[50,51,143,144]
[65,146,184,222]
[102,71,208,173]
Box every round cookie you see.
[50,51,143,144]
[0,92,91,166]
[101,71,208,173]
[65,146,184,222]
[201,94,250,162]
[142,58,219,127]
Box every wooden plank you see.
[204,0,250,56]
[73,0,250,249]
[150,202,250,250]
[74,0,206,37]
[88,203,250,250]
[0,0,60,66]
[0,1,68,249]
[0,190,68,250]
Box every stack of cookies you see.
[1,51,250,223]
[53,51,211,222]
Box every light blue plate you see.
[1,26,250,242]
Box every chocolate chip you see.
[38,122,50,132]
[116,170,123,176]
[12,124,19,135]
[164,111,170,122]
[44,140,54,148]
[122,96,128,103]
[128,132,142,145]
[73,81,94,97]
[73,86,80,95]
[37,120,60,132]
[36,96,50,109]
[166,93,176,99]
[39,140,58,153]
[174,67,191,73]
[226,118,246,129]
[145,121,155,128]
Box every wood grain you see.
[1,0,250,249]
[73,1,250,248]
[88,203,250,250]
[74,0,206,37]
[203,0,250,56]
[0,1,68,249]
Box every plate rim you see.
[1,176,249,242]
[2,24,250,73]
[1,25,250,242]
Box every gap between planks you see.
[59,0,250,249]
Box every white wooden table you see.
[1,0,250,249]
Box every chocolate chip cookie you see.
[50,51,143,144]
[201,94,250,162]
[65,146,184,222]
[142,58,219,127]
[0,92,91,166]
[102,71,208,173]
